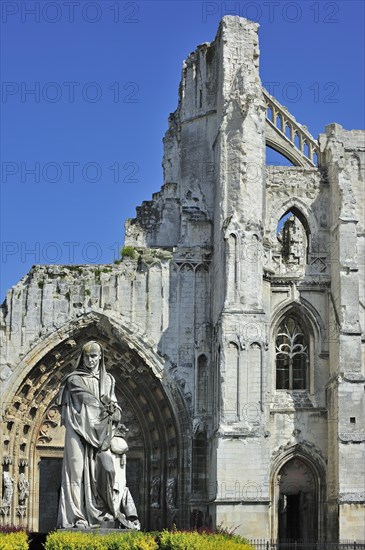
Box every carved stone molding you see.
[0,505,10,517]
[339,433,365,443]
[16,505,27,518]
[339,492,365,504]
[37,406,62,445]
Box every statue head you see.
[82,341,102,372]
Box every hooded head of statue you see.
[58,340,109,406]
[75,340,107,399]
[82,341,102,372]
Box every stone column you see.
[320,124,365,540]
[210,16,270,538]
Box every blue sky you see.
[1,0,364,300]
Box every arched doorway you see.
[277,458,317,540]
[1,314,190,532]
[271,450,325,541]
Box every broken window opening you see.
[277,209,309,267]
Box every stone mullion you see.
[289,123,294,142]
[282,117,288,138]
[289,356,293,390]
[272,107,278,126]
[299,133,304,153]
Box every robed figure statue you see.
[57,341,140,529]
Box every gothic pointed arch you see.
[278,205,311,239]
[1,312,190,531]
[270,444,326,541]
[271,301,322,396]
[271,300,323,344]
[3,311,168,400]
[269,197,319,241]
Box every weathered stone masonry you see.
[1,16,364,539]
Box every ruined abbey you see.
[1,16,364,540]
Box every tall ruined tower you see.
[125,18,270,531]
[1,17,364,540]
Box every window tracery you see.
[276,316,308,390]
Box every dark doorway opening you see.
[38,458,62,532]
[277,458,318,541]
[286,494,300,540]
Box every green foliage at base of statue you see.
[158,529,253,550]
[44,529,254,550]
[45,530,158,550]
[0,531,29,550]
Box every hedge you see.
[45,530,254,550]
[158,530,253,550]
[0,531,29,550]
[45,530,158,550]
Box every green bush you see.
[158,530,253,550]
[121,246,136,259]
[101,531,158,550]
[45,530,158,550]
[0,531,29,550]
[45,529,253,550]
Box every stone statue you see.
[166,477,177,510]
[2,472,14,507]
[150,476,161,509]
[18,473,29,505]
[57,341,140,529]
[166,477,177,524]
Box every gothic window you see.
[276,317,308,390]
